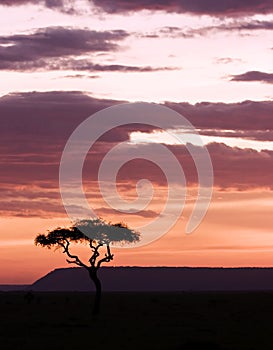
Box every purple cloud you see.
[165,100,273,134]
[91,0,273,16]
[214,57,243,64]
[1,0,76,13]
[143,20,273,40]
[0,26,127,61]
[1,91,273,218]
[0,27,178,72]
[230,71,273,84]
[3,0,273,17]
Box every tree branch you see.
[97,244,114,268]
[89,242,103,267]
[89,240,96,251]
[66,259,83,267]
[59,240,89,269]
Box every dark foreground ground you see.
[1,291,273,350]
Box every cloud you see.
[91,0,273,16]
[95,207,159,218]
[1,90,273,220]
[0,91,128,146]
[2,140,273,217]
[1,91,273,151]
[4,0,273,17]
[1,0,36,5]
[0,27,178,72]
[0,26,127,64]
[205,143,273,190]
[48,60,177,72]
[214,57,243,64]
[0,58,177,72]
[230,71,273,84]
[62,74,100,79]
[143,19,273,39]
[1,0,77,13]
[165,100,273,136]
[195,129,273,142]
[104,142,273,190]
[1,91,273,149]
[0,91,273,219]
[0,199,66,218]
[212,19,273,33]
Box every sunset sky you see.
[1,0,273,284]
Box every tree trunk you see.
[88,268,102,316]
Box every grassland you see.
[1,291,273,349]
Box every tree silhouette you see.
[35,218,140,315]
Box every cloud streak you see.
[1,0,37,5]
[0,26,178,72]
[142,19,273,39]
[91,0,273,16]
[165,100,273,138]
[230,71,273,84]
[1,0,77,13]
[1,139,273,218]
[3,0,273,17]
[0,26,124,69]
[214,57,243,65]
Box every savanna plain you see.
[1,291,273,350]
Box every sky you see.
[1,0,273,284]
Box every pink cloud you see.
[1,91,273,218]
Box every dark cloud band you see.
[0,27,177,72]
[3,0,273,16]
[230,71,273,84]
[1,91,273,217]
[91,0,273,16]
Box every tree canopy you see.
[35,218,140,248]
[35,218,140,270]
[35,217,140,315]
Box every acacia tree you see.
[35,218,140,315]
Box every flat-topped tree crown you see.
[35,218,140,248]
[35,217,140,315]
[75,218,140,245]
[34,226,88,247]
